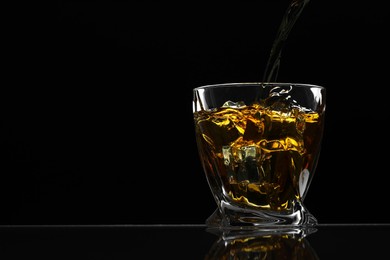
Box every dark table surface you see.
[1,223,389,259]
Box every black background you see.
[1,1,389,225]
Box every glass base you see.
[206,201,317,230]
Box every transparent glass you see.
[193,82,326,229]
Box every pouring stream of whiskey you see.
[262,0,310,83]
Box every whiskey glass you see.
[193,82,326,229]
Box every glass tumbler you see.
[193,82,326,229]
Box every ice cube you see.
[222,100,246,108]
[222,146,232,166]
[241,145,257,159]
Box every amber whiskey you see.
[194,100,323,212]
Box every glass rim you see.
[193,82,325,91]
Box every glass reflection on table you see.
[205,227,319,259]
[1,224,390,259]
